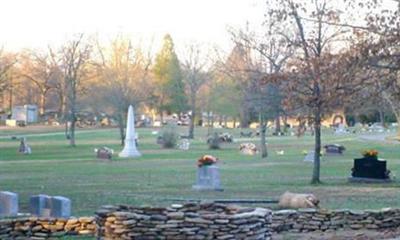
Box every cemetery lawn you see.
[1,125,400,216]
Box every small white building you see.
[11,105,38,123]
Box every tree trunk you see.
[58,92,66,121]
[395,111,400,138]
[240,107,249,128]
[312,107,322,184]
[233,117,237,128]
[188,94,196,138]
[68,88,76,147]
[188,111,195,139]
[118,113,125,146]
[283,114,288,133]
[151,109,156,124]
[218,115,223,126]
[69,111,76,147]
[260,113,268,158]
[275,112,281,135]
[39,92,46,116]
[224,116,228,128]
[379,109,385,127]
[65,120,69,140]
[207,111,211,135]
[8,86,13,112]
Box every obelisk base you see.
[119,139,141,158]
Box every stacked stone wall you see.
[0,216,95,239]
[95,203,272,240]
[272,208,400,233]
[2,206,400,239]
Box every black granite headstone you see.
[324,144,345,155]
[351,156,390,179]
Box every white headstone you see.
[178,139,190,150]
[119,105,141,158]
[192,165,223,191]
[0,191,18,216]
[304,151,315,162]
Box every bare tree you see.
[360,0,400,135]
[60,35,92,147]
[0,49,17,110]
[230,26,294,158]
[266,0,373,183]
[181,44,210,139]
[19,50,60,116]
[94,35,152,145]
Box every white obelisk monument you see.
[119,105,141,158]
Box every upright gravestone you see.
[119,105,141,158]
[350,154,391,182]
[178,139,190,150]
[304,151,315,162]
[192,165,223,191]
[29,194,51,217]
[334,124,348,135]
[51,196,71,218]
[0,191,18,217]
[18,137,31,155]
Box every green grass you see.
[0,125,399,217]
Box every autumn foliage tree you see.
[0,50,17,110]
[94,36,152,145]
[265,0,372,183]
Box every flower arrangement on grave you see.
[197,155,218,167]
[361,149,378,158]
[239,143,258,155]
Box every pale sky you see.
[0,0,265,53]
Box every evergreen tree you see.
[153,34,187,117]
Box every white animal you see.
[278,191,320,209]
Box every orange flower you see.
[197,155,218,167]
[362,149,378,158]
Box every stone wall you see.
[272,208,400,233]
[3,206,400,239]
[0,216,95,239]
[95,203,272,240]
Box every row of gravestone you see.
[0,191,71,218]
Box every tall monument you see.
[119,105,141,158]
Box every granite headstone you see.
[324,144,345,156]
[51,196,71,218]
[0,191,18,217]
[29,194,52,217]
[192,165,223,191]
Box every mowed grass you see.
[0,125,399,216]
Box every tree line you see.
[0,0,400,183]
